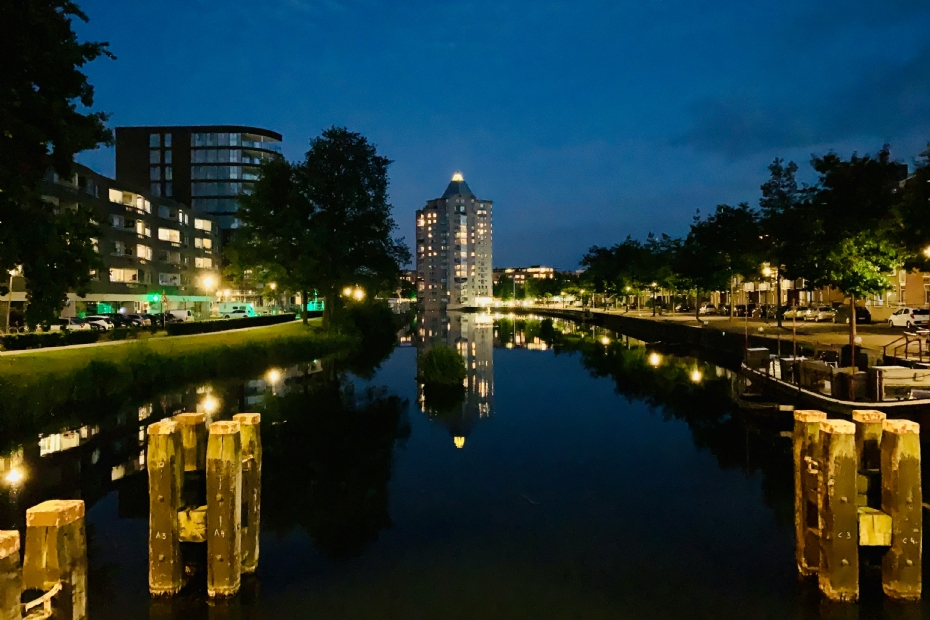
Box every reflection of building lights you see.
[266,368,282,383]
[343,286,354,297]
[454,436,466,449]
[5,468,24,486]
[353,288,365,301]
[648,352,662,367]
[201,396,219,414]
[600,336,610,345]
[690,368,703,383]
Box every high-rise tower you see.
[415,173,493,309]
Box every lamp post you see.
[651,282,658,317]
[4,269,14,334]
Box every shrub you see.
[165,313,297,336]
[0,330,100,351]
[418,344,467,386]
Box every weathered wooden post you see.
[148,419,184,596]
[207,421,242,598]
[0,531,20,620]
[817,420,858,602]
[22,500,87,619]
[794,409,827,576]
[174,412,208,472]
[233,413,262,575]
[881,419,922,600]
[852,410,885,509]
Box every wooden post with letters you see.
[817,420,859,602]
[233,413,262,574]
[206,420,242,598]
[147,419,184,596]
[881,419,922,600]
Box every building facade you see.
[37,164,220,317]
[415,173,493,309]
[115,125,282,237]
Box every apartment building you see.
[415,173,493,309]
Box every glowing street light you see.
[690,368,703,383]
[648,352,663,367]
[266,368,282,384]
[923,246,930,259]
[200,395,219,414]
[600,336,610,345]
[4,468,24,486]
[353,288,365,301]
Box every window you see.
[135,221,151,237]
[108,188,123,204]
[150,166,161,181]
[164,182,172,197]
[195,257,213,268]
[158,273,180,286]
[150,150,160,164]
[164,134,172,147]
[195,237,213,249]
[150,183,161,197]
[157,228,181,243]
[149,134,160,147]
[164,150,172,164]
[158,205,170,219]
[164,167,172,180]
[110,268,138,283]
[158,250,181,264]
[112,241,125,256]
[194,218,212,232]
[136,245,152,260]
[110,214,124,228]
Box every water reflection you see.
[416,312,494,447]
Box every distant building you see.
[415,173,493,309]
[115,125,282,238]
[492,265,556,285]
[34,164,220,318]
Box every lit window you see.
[194,218,212,232]
[110,268,139,283]
[136,245,152,260]
[158,228,181,243]
[195,257,213,268]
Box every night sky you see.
[74,0,930,269]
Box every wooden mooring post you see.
[146,413,262,599]
[793,410,922,602]
[0,531,20,620]
[233,413,262,575]
[22,500,87,619]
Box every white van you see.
[168,309,193,322]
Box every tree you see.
[235,127,410,327]
[1,0,113,326]
[893,145,930,267]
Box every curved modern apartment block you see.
[115,125,282,238]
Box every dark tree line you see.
[580,146,929,331]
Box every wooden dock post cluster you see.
[793,409,922,602]
[147,413,262,598]
[0,500,88,620]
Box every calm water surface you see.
[1,314,927,619]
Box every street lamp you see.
[651,282,658,317]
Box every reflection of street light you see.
[454,436,466,449]
[353,288,365,301]
[201,396,219,414]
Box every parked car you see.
[783,306,811,321]
[48,317,91,331]
[805,306,836,322]
[84,315,115,331]
[888,308,930,328]
[168,309,193,322]
[133,314,154,326]
[833,305,872,325]
[698,304,716,316]
[674,304,693,313]
[224,309,249,319]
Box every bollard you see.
[852,410,885,508]
[0,531,20,620]
[174,413,208,472]
[233,413,262,575]
[207,421,242,598]
[22,500,87,619]
[794,410,827,576]
[880,419,922,600]
[147,420,184,596]
[817,420,858,602]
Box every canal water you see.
[0,313,926,618]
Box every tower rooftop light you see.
[451,171,464,182]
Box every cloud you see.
[677,45,930,157]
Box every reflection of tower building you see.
[415,173,493,310]
[417,311,495,447]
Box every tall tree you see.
[893,145,930,267]
[235,127,410,327]
[1,0,113,326]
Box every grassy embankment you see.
[0,319,352,443]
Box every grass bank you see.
[0,319,351,444]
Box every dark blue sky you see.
[75,0,930,269]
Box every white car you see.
[804,306,836,322]
[224,309,250,319]
[49,318,91,331]
[783,307,811,321]
[888,308,930,329]
[84,315,115,331]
